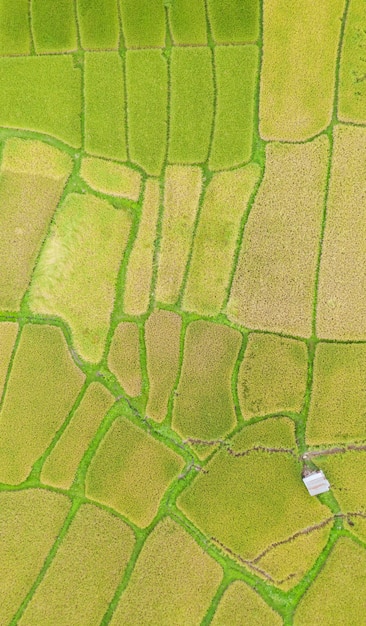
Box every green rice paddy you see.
[0,0,366,624]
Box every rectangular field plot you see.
[84,52,127,161]
[237,333,308,419]
[169,0,207,45]
[85,417,184,527]
[0,324,84,485]
[76,0,119,50]
[207,0,259,43]
[145,310,182,423]
[0,0,31,55]
[211,581,282,626]
[227,136,329,337]
[155,165,202,304]
[0,56,81,146]
[31,0,77,53]
[0,322,17,398]
[28,193,132,363]
[19,504,135,626]
[119,0,165,48]
[107,322,142,397]
[123,179,160,316]
[41,382,114,490]
[259,0,345,140]
[110,517,222,626]
[338,0,366,123]
[183,164,260,316]
[172,320,241,440]
[209,46,258,171]
[80,157,141,201]
[0,138,73,311]
[126,49,168,176]
[306,343,366,445]
[168,47,214,164]
[316,125,366,339]
[0,489,70,626]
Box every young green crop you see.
[84,52,127,161]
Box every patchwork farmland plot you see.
[145,309,182,423]
[0,1,366,624]
[80,156,142,201]
[107,321,142,397]
[210,580,283,626]
[110,517,222,626]
[76,0,120,50]
[18,503,135,626]
[0,0,31,55]
[237,333,308,419]
[84,52,127,161]
[41,382,114,490]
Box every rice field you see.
[0,1,366,624]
